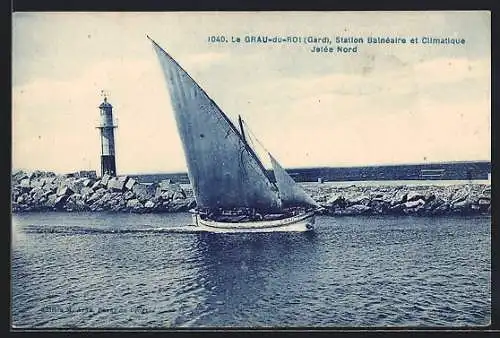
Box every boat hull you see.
[193,211,315,233]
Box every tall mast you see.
[238,115,247,144]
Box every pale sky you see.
[12,11,491,175]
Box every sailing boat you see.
[148,36,320,232]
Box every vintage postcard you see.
[12,11,491,328]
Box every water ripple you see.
[11,213,490,327]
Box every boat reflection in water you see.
[179,231,320,326]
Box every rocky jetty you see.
[11,170,195,213]
[301,182,491,216]
[11,170,491,216]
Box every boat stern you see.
[305,214,315,231]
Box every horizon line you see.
[12,159,491,176]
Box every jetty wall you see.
[11,170,195,213]
[11,170,491,216]
[302,182,491,216]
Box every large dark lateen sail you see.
[149,37,282,211]
[269,153,320,208]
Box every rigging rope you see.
[241,119,272,155]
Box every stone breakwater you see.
[301,182,491,216]
[11,171,491,216]
[11,171,195,213]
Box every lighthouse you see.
[97,94,117,176]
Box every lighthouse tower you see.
[97,94,117,176]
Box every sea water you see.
[11,212,490,328]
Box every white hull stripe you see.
[195,212,315,230]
